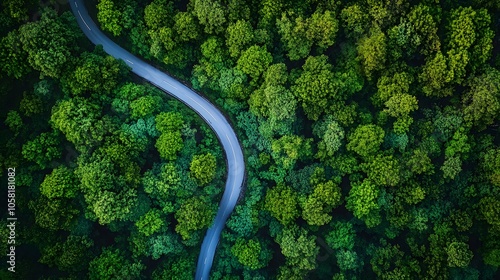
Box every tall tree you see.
[462,67,500,129]
[264,184,300,225]
[226,20,254,58]
[19,8,80,78]
[277,226,319,271]
[357,26,386,79]
[346,179,381,227]
[190,153,217,186]
[346,124,385,158]
[175,197,215,240]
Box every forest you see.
[1,0,500,279]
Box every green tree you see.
[193,0,227,34]
[1,0,34,22]
[19,92,43,116]
[155,111,184,133]
[136,209,164,237]
[277,10,338,60]
[19,8,80,78]
[175,197,215,240]
[190,153,217,185]
[0,30,31,78]
[463,67,500,129]
[357,27,386,79]
[271,135,312,169]
[155,131,183,161]
[40,166,77,199]
[419,51,454,97]
[276,13,312,61]
[87,188,138,225]
[446,7,494,78]
[22,132,62,169]
[361,154,400,187]
[346,179,381,227]
[291,55,337,120]
[174,12,200,42]
[264,85,297,123]
[97,0,122,36]
[340,4,368,39]
[346,124,385,158]
[407,149,434,175]
[313,115,345,160]
[302,180,342,226]
[76,152,139,224]
[226,20,254,58]
[39,235,94,272]
[277,226,319,271]
[29,197,79,231]
[406,4,440,55]
[231,238,264,270]
[236,45,272,80]
[88,248,144,280]
[152,256,195,280]
[384,93,418,133]
[479,196,500,232]
[51,98,112,150]
[264,63,288,86]
[147,233,183,260]
[372,72,413,106]
[336,250,362,271]
[130,95,162,119]
[445,127,471,159]
[67,50,127,96]
[143,0,173,30]
[441,156,462,180]
[482,148,500,187]
[307,10,339,51]
[326,221,356,251]
[446,242,473,268]
[4,110,22,133]
[264,184,299,225]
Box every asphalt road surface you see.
[70,1,245,279]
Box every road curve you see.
[69,1,245,279]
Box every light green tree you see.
[40,166,77,199]
[346,124,385,158]
[136,209,165,237]
[264,184,300,225]
[346,179,381,227]
[190,153,217,185]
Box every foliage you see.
[19,8,80,78]
[40,166,78,199]
[6,0,500,278]
[155,131,183,161]
[277,226,319,271]
[264,184,300,225]
[346,180,381,227]
[88,248,144,280]
[190,153,217,185]
[302,180,342,226]
[22,131,62,169]
[447,241,473,268]
[347,124,385,158]
[175,197,215,240]
[231,238,267,270]
[237,45,272,80]
[136,209,165,237]
[326,221,356,251]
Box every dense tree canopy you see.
[4,0,500,279]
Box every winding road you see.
[69,1,245,279]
